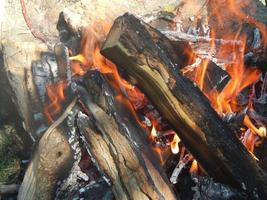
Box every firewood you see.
[73,71,177,200]
[0,184,20,195]
[17,100,76,200]
[101,13,267,198]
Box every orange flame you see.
[150,124,158,140]
[226,0,267,46]
[212,39,261,114]
[209,0,267,46]
[44,80,67,123]
[190,159,198,174]
[243,115,266,138]
[70,22,147,117]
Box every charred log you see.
[101,13,267,198]
[74,71,177,200]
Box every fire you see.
[209,0,267,46]
[150,124,158,139]
[43,5,266,178]
[194,58,210,91]
[171,134,180,154]
[243,115,266,138]
[44,80,67,123]
[226,0,267,46]
[209,35,262,114]
[184,2,266,165]
[189,159,198,174]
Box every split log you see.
[74,71,177,200]
[101,13,267,198]
[17,100,75,200]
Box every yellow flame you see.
[171,134,180,154]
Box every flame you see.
[194,58,210,91]
[151,124,158,139]
[69,22,149,123]
[183,4,266,163]
[44,80,67,123]
[210,37,261,114]
[243,115,266,137]
[226,0,267,46]
[171,134,180,154]
[190,159,198,174]
[209,0,267,46]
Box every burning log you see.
[17,100,75,200]
[101,13,267,198]
[74,71,177,200]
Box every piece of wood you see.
[101,13,267,198]
[0,184,20,195]
[74,71,177,200]
[184,58,230,93]
[17,100,75,200]
[161,30,244,65]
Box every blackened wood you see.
[74,71,177,200]
[54,43,71,83]
[101,13,267,198]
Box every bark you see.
[101,13,267,198]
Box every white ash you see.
[251,28,261,49]
[170,155,191,184]
[55,111,89,199]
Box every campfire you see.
[0,0,267,199]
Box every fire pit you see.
[0,0,267,199]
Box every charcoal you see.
[79,179,114,200]
[191,175,247,200]
[244,50,267,71]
